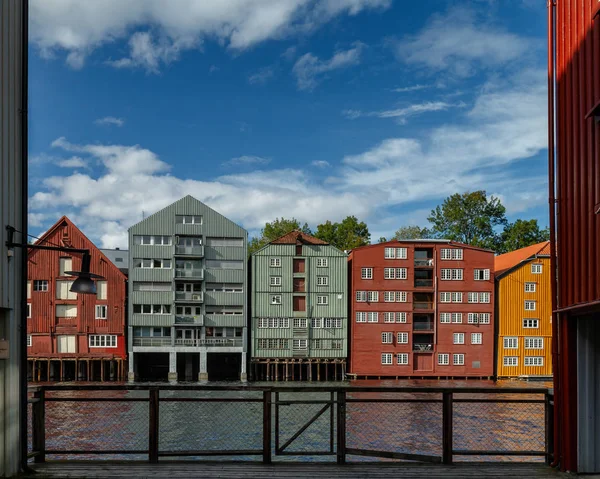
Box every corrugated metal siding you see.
[130,268,173,282]
[204,315,246,327]
[204,269,244,283]
[130,314,174,327]
[496,257,552,377]
[205,246,245,261]
[203,291,244,306]
[577,316,600,473]
[131,291,173,305]
[27,219,127,358]
[0,0,25,474]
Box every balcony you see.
[175,315,204,325]
[133,337,171,347]
[413,302,434,310]
[175,269,204,280]
[414,259,434,267]
[413,322,434,331]
[173,338,242,347]
[175,291,204,302]
[413,343,433,352]
[414,279,433,288]
[175,245,204,257]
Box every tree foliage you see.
[248,217,311,255]
[497,219,550,254]
[314,216,370,251]
[392,225,432,241]
[427,191,507,249]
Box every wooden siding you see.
[27,218,127,360]
[496,257,552,377]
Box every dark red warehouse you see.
[27,216,127,381]
[348,240,495,379]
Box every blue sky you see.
[28,0,549,248]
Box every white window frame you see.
[453,353,465,366]
[356,312,367,323]
[96,280,107,300]
[381,353,393,365]
[396,268,407,279]
[440,292,451,303]
[33,280,48,292]
[367,312,378,323]
[531,264,543,274]
[525,337,544,349]
[396,353,409,365]
[479,313,491,324]
[27,303,31,318]
[525,300,536,311]
[269,258,281,268]
[524,357,544,366]
[317,295,328,305]
[468,313,479,324]
[356,291,367,302]
[453,333,465,345]
[324,318,341,328]
[523,319,540,328]
[381,332,393,344]
[293,318,308,328]
[438,353,449,365]
[504,337,519,349]
[95,305,108,320]
[311,318,323,328]
[441,269,452,281]
[89,335,117,348]
[451,313,463,323]
[361,268,373,280]
[471,333,482,345]
[397,332,409,344]
[468,292,479,303]
[503,356,518,366]
[394,312,407,323]
[440,313,451,323]
[396,291,407,302]
[293,339,307,350]
[27,335,32,347]
[271,295,282,305]
[270,276,282,286]
[384,268,395,279]
[384,312,396,323]
[452,269,463,280]
[367,291,379,302]
[258,318,269,328]
[316,258,328,268]
[479,292,490,303]
[441,248,463,260]
[317,276,329,286]
[474,269,490,281]
[59,257,73,276]
[451,292,463,303]
[396,247,407,259]
[525,282,537,293]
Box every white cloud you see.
[56,156,88,168]
[30,0,390,70]
[292,43,364,90]
[222,155,271,167]
[28,213,47,228]
[281,45,297,61]
[311,160,330,168]
[392,84,431,93]
[342,109,363,119]
[248,67,275,85]
[209,65,220,73]
[344,101,464,124]
[94,116,124,127]
[395,7,533,77]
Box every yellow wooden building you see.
[495,242,552,378]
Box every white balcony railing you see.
[175,245,204,257]
[174,269,204,280]
[175,291,204,302]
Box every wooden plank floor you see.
[27,462,567,478]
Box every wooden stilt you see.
[285,362,289,381]
[87,360,90,381]
[299,361,302,381]
[101,359,105,382]
[317,361,321,381]
[307,361,312,381]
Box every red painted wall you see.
[27,217,127,360]
[349,241,494,377]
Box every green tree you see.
[497,219,550,254]
[314,216,370,251]
[378,236,387,243]
[427,191,507,249]
[392,225,431,240]
[248,217,311,255]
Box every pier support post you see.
[240,351,247,382]
[442,392,453,464]
[198,349,208,381]
[336,391,346,464]
[128,353,135,382]
[32,389,45,463]
[168,351,177,382]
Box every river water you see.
[28,379,552,463]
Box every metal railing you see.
[414,279,434,287]
[414,259,434,267]
[175,291,203,302]
[27,385,553,466]
[175,315,204,325]
[413,343,433,351]
[413,322,434,331]
[174,269,204,280]
[174,245,204,257]
[174,338,243,347]
[413,302,434,310]
[132,338,172,347]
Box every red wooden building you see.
[348,240,494,378]
[27,217,128,381]
[549,0,600,472]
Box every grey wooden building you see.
[250,231,348,381]
[127,196,248,381]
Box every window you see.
[205,237,243,247]
[57,335,76,353]
[367,312,378,323]
[312,339,322,349]
[258,318,269,328]
[133,235,172,245]
[324,318,342,328]
[468,313,478,324]
[135,258,171,269]
[468,292,478,303]
[56,281,77,300]
[397,353,409,365]
[384,291,407,302]
[205,259,243,269]
[451,292,463,303]
[441,248,463,260]
[270,258,281,267]
[293,318,307,328]
[317,276,329,286]
[316,258,328,267]
[27,281,31,299]
[271,295,282,305]
[270,276,282,286]
[27,303,31,318]
[95,305,108,319]
[440,292,451,303]
[361,268,373,279]
[33,280,48,292]
[367,291,378,302]
[176,215,202,224]
[525,337,544,349]
[453,354,465,366]
[451,313,463,323]
[396,248,407,259]
[56,305,77,317]
[442,269,463,280]
[479,313,491,324]
[453,333,465,344]
[441,269,451,280]
[356,312,367,323]
[525,300,536,311]
[385,312,406,323]
[397,332,409,344]
[438,353,450,365]
[96,281,107,300]
[503,356,518,366]
[381,332,393,344]
[89,335,117,348]
[525,282,537,292]
[504,337,518,349]
[356,291,367,302]
[396,291,407,302]
[134,304,171,314]
[384,268,407,279]
[471,333,482,345]
[479,292,490,303]
[384,247,407,259]
[293,339,307,350]
[59,257,73,276]
[317,295,328,305]
[523,319,539,328]
[134,282,172,292]
[396,312,407,323]
[524,357,544,366]
[27,335,32,347]
[531,264,543,274]
[440,313,451,323]
[381,353,393,365]
[474,269,490,281]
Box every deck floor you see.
[27,461,568,478]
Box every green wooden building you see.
[127,195,248,382]
[250,231,348,380]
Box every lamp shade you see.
[65,253,104,295]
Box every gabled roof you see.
[349,239,494,254]
[494,241,551,275]
[29,216,127,280]
[270,230,328,245]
